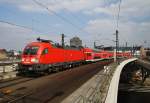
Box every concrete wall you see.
[105,58,137,103]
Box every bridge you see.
[0,58,150,103]
[62,58,150,103]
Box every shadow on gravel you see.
[43,91,64,103]
[118,91,150,103]
[117,60,150,103]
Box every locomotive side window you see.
[23,46,39,55]
[42,48,48,55]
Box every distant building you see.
[7,50,21,59]
[70,37,82,48]
[0,49,7,60]
[140,47,150,59]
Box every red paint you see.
[21,42,86,65]
[21,41,132,65]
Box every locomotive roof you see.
[26,42,83,50]
[27,42,52,47]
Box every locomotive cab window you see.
[42,48,48,55]
[23,46,39,55]
[87,53,91,56]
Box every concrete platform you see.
[0,64,18,80]
[62,63,116,103]
[0,71,17,80]
[0,65,17,73]
[62,58,137,103]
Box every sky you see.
[0,0,150,50]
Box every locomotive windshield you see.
[23,46,39,55]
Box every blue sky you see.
[0,0,150,50]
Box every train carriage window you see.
[42,48,48,55]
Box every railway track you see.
[0,59,112,90]
[0,77,34,89]
[1,60,112,103]
[0,77,22,84]
[0,60,113,103]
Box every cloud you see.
[84,0,150,22]
[0,0,150,49]
[1,0,149,20]
[0,0,47,13]
[0,0,105,13]
[84,19,150,46]
[0,22,60,50]
[0,22,37,50]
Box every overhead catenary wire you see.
[0,20,47,34]
[105,0,122,29]
[103,0,123,60]
[0,20,61,44]
[116,0,122,29]
[2,7,59,33]
[113,0,128,47]
[32,0,91,35]
[0,20,32,31]
[115,0,122,61]
[53,0,87,25]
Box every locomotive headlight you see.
[21,58,25,62]
[31,58,39,63]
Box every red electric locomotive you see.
[18,38,86,73]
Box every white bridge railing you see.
[105,58,137,103]
[62,58,137,103]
